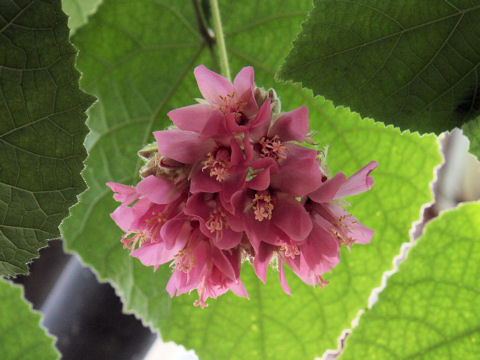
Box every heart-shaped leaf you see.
[0,0,95,276]
[280,0,480,135]
[341,201,480,359]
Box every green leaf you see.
[463,116,480,160]
[61,0,101,35]
[340,201,480,359]
[0,0,95,276]
[0,278,59,359]
[61,1,442,359]
[279,0,480,135]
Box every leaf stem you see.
[209,0,231,81]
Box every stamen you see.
[202,149,231,182]
[217,92,249,125]
[259,135,287,160]
[317,276,329,288]
[193,299,208,308]
[193,277,208,308]
[280,244,300,259]
[121,231,146,250]
[330,214,355,246]
[174,249,194,273]
[145,210,167,241]
[205,209,228,239]
[252,193,274,221]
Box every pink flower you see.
[307,161,377,247]
[166,231,248,308]
[185,193,242,249]
[107,183,187,270]
[168,65,259,137]
[250,161,377,292]
[230,190,312,252]
[290,161,378,288]
[189,137,248,201]
[107,65,377,306]
[247,103,324,196]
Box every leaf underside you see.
[340,201,480,359]
[280,0,480,135]
[0,0,95,276]
[61,1,442,359]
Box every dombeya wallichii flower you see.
[107,65,377,308]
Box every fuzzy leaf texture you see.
[340,201,480,359]
[280,0,480,135]
[61,1,442,359]
[0,278,59,359]
[0,0,95,276]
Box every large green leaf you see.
[279,0,480,135]
[61,1,441,359]
[0,278,59,359]
[61,0,101,34]
[340,201,480,359]
[0,0,95,276]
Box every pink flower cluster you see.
[107,65,377,307]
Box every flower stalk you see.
[210,0,231,81]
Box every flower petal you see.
[246,157,278,191]
[110,205,136,232]
[106,182,137,204]
[219,170,248,213]
[233,66,257,116]
[278,261,291,295]
[166,271,180,297]
[184,193,211,222]
[268,105,309,142]
[272,194,312,242]
[212,247,236,280]
[168,104,229,137]
[245,213,280,250]
[136,175,180,204]
[302,222,340,275]
[334,161,378,199]
[200,110,230,137]
[190,164,222,193]
[131,242,175,271]
[320,203,375,244]
[249,99,272,142]
[215,227,242,249]
[230,137,244,166]
[270,144,323,196]
[228,279,249,298]
[161,215,191,251]
[110,198,153,232]
[168,103,215,133]
[253,242,274,283]
[154,129,215,164]
[308,173,347,203]
[326,203,374,244]
[194,65,234,104]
